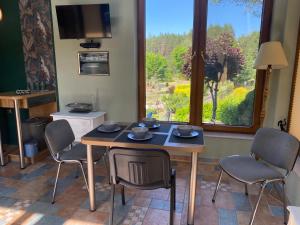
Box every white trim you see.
[50,111,106,120]
[204,131,254,140]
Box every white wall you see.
[264,0,300,205]
[265,0,300,128]
[51,0,138,122]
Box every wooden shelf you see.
[4,145,49,165]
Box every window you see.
[138,0,273,133]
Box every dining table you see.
[81,122,205,225]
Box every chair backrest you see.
[45,119,75,158]
[108,147,171,189]
[251,128,300,172]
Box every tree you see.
[171,46,188,74]
[147,33,187,57]
[211,0,263,3]
[210,0,263,17]
[235,32,260,86]
[207,24,234,39]
[146,52,170,82]
[182,31,245,122]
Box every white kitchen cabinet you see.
[50,111,106,142]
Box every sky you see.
[146,0,262,38]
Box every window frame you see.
[137,0,273,134]
[288,18,300,133]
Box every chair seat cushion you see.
[59,144,106,162]
[220,155,284,184]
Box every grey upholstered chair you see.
[108,147,176,225]
[212,128,300,225]
[45,119,107,204]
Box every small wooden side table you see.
[0,91,57,168]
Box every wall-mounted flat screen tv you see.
[56,4,112,39]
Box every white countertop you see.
[50,111,106,120]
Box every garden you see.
[145,25,259,126]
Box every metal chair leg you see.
[121,185,125,205]
[171,172,176,210]
[282,181,288,225]
[78,162,89,192]
[249,182,267,225]
[212,169,223,202]
[0,130,5,166]
[110,184,115,225]
[170,185,174,225]
[52,162,63,204]
[245,183,249,196]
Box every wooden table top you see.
[81,122,205,153]
[0,91,56,100]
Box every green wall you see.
[0,0,28,144]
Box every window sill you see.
[203,131,254,140]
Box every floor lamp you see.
[254,41,288,126]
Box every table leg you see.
[87,144,96,211]
[187,152,198,225]
[14,99,25,169]
[0,129,5,166]
[104,146,110,184]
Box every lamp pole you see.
[260,65,272,126]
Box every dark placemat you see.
[115,132,168,145]
[168,129,204,145]
[83,125,128,139]
[127,122,172,133]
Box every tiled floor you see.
[0,157,285,225]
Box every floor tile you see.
[29,215,65,225]
[122,206,148,225]
[268,205,284,217]
[143,208,181,225]
[132,197,152,208]
[0,186,17,198]
[0,159,285,225]
[231,192,252,211]
[194,206,219,225]
[218,208,238,225]
[27,201,61,215]
[149,199,183,213]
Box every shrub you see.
[218,80,235,98]
[162,92,189,114]
[202,102,213,122]
[174,106,189,122]
[219,87,249,125]
[236,90,255,126]
[164,85,253,126]
[174,84,191,96]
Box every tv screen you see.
[56,4,112,39]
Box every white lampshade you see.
[254,41,288,70]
